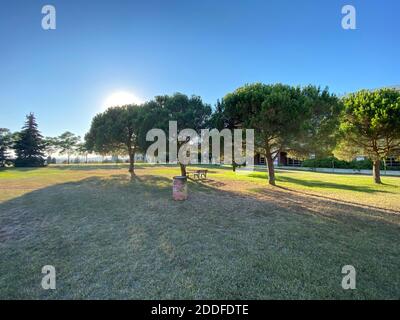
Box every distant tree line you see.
[0,113,84,168]
[2,85,399,185]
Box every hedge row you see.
[301,157,400,170]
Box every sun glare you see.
[103,91,141,109]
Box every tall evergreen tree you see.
[14,113,45,167]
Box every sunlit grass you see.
[1,164,399,299]
[1,164,400,210]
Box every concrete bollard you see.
[172,176,188,201]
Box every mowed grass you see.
[0,164,399,299]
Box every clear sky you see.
[0,0,399,138]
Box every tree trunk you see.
[129,151,135,179]
[266,153,276,186]
[179,162,187,176]
[67,154,70,165]
[373,159,382,184]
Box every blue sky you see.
[0,0,399,137]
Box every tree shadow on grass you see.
[83,173,173,191]
[187,178,226,188]
[0,173,399,299]
[248,173,392,194]
[0,167,44,173]
[1,173,398,226]
[49,164,145,171]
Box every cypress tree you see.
[14,113,45,167]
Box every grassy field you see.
[0,164,399,299]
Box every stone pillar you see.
[172,176,188,201]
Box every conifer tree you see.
[14,113,45,167]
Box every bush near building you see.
[302,157,400,171]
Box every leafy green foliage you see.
[302,157,380,170]
[140,93,211,141]
[220,83,313,185]
[337,88,400,183]
[288,86,343,159]
[333,139,362,162]
[139,93,212,175]
[85,104,143,176]
[13,113,45,167]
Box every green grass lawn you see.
[0,164,399,299]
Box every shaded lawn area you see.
[0,165,399,299]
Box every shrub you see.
[302,157,352,169]
[302,157,371,170]
[302,157,400,170]
[14,157,45,167]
